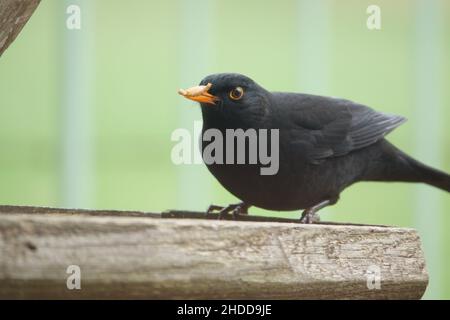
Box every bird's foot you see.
[206,202,250,220]
[299,198,339,224]
[299,208,321,224]
[206,204,225,215]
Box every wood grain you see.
[0,206,428,299]
[0,0,41,57]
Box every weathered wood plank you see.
[0,0,41,57]
[0,207,428,299]
[0,204,160,218]
[0,205,387,227]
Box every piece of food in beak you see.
[178,83,218,105]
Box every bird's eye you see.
[229,87,244,100]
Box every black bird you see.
[178,73,450,223]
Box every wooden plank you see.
[0,205,387,227]
[0,204,160,218]
[0,207,428,299]
[0,0,41,57]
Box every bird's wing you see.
[283,94,406,163]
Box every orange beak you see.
[178,83,219,105]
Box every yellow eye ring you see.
[229,87,244,100]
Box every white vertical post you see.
[296,0,332,217]
[414,0,444,299]
[61,0,94,208]
[176,0,214,210]
[296,0,330,94]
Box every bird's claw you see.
[206,204,224,215]
[206,203,249,220]
[300,209,321,224]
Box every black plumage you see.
[179,73,450,222]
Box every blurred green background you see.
[0,0,449,298]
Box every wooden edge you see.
[0,205,389,227]
[0,0,41,57]
[0,205,160,218]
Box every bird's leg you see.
[206,202,251,219]
[206,204,225,214]
[230,202,251,217]
[300,197,339,224]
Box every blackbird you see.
[178,73,450,223]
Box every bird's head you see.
[178,73,271,125]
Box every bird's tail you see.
[409,159,450,193]
[368,141,450,193]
